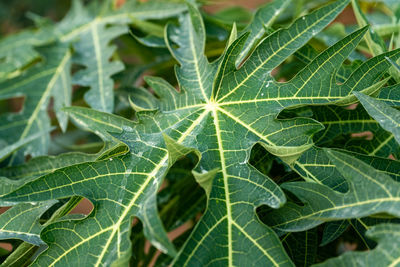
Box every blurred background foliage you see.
[0,0,72,35]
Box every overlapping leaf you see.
[268,150,400,231]
[55,0,187,113]
[378,84,400,107]
[0,44,71,165]
[292,146,400,246]
[294,146,400,191]
[2,0,400,266]
[0,152,100,203]
[345,128,399,157]
[0,201,57,246]
[0,0,187,165]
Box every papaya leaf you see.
[294,147,400,191]
[310,104,399,157]
[345,128,399,158]
[293,146,400,247]
[235,0,291,66]
[0,0,187,165]
[268,150,400,232]
[2,0,400,266]
[56,0,187,113]
[320,220,349,246]
[312,105,380,146]
[377,84,400,107]
[0,29,54,81]
[0,201,57,246]
[0,44,71,165]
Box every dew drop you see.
[200,167,207,174]
[147,140,157,146]
[302,16,305,20]
[122,125,133,132]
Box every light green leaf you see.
[354,92,400,144]
[374,23,400,37]
[351,0,400,82]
